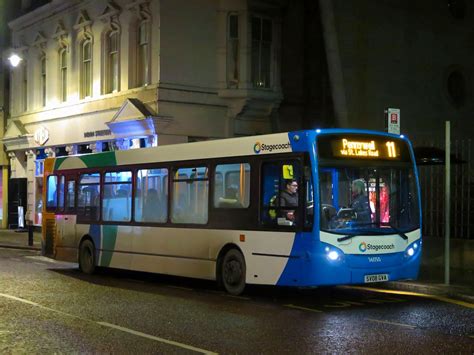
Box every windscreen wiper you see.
[337,234,361,242]
[336,222,408,242]
[388,223,408,240]
[336,223,380,242]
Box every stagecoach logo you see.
[254,142,262,153]
[359,242,395,253]
[253,141,291,154]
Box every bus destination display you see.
[317,134,411,162]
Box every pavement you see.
[0,228,472,304]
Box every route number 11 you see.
[386,141,396,158]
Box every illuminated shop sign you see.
[84,129,112,138]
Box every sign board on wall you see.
[34,126,49,146]
[386,108,400,135]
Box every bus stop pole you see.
[28,222,33,246]
[444,121,450,285]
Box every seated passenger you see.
[218,185,242,208]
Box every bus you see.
[42,129,421,295]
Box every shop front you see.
[2,99,162,229]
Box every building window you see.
[251,16,272,89]
[22,61,28,112]
[81,40,92,99]
[448,0,466,19]
[227,14,239,88]
[59,48,67,102]
[105,30,119,93]
[40,55,46,106]
[137,20,150,86]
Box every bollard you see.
[28,222,33,246]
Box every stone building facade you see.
[3,0,472,228]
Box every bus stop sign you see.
[386,108,400,134]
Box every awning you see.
[106,98,156,139]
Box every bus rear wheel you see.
[219,249,246,295]
[79,239,96,274]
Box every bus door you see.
[57,175,77,248]
[43,171,57,257]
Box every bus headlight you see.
[327,250,339,261]
[404,241,420,258]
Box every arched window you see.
[137,20,150,86]
[59,48,68,102]
[81,39,92,99]
[105,30,120,93]
[40,54,46,106]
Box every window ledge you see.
[218,88,282,101]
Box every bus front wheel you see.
[79,239,96,274]
[219,248,246,295]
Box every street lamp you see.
[8,54,22,67]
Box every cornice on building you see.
[8,0,81,32]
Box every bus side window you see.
[103,171,132,222]
[171,167,209,224]
[214,163,250,209]
[66,179,76,212]
[135,168,168,223]
[77,172,101,221]
[46,175,58,211]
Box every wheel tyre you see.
[219,249,246,295]
[79,239,96,274]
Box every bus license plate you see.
[364,274,388,283]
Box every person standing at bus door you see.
[350,179,371,223]
[280,179,299,221]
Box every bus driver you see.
[280,179,299,222]
[350,179,371,223]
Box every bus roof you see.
[48,129,409,171]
